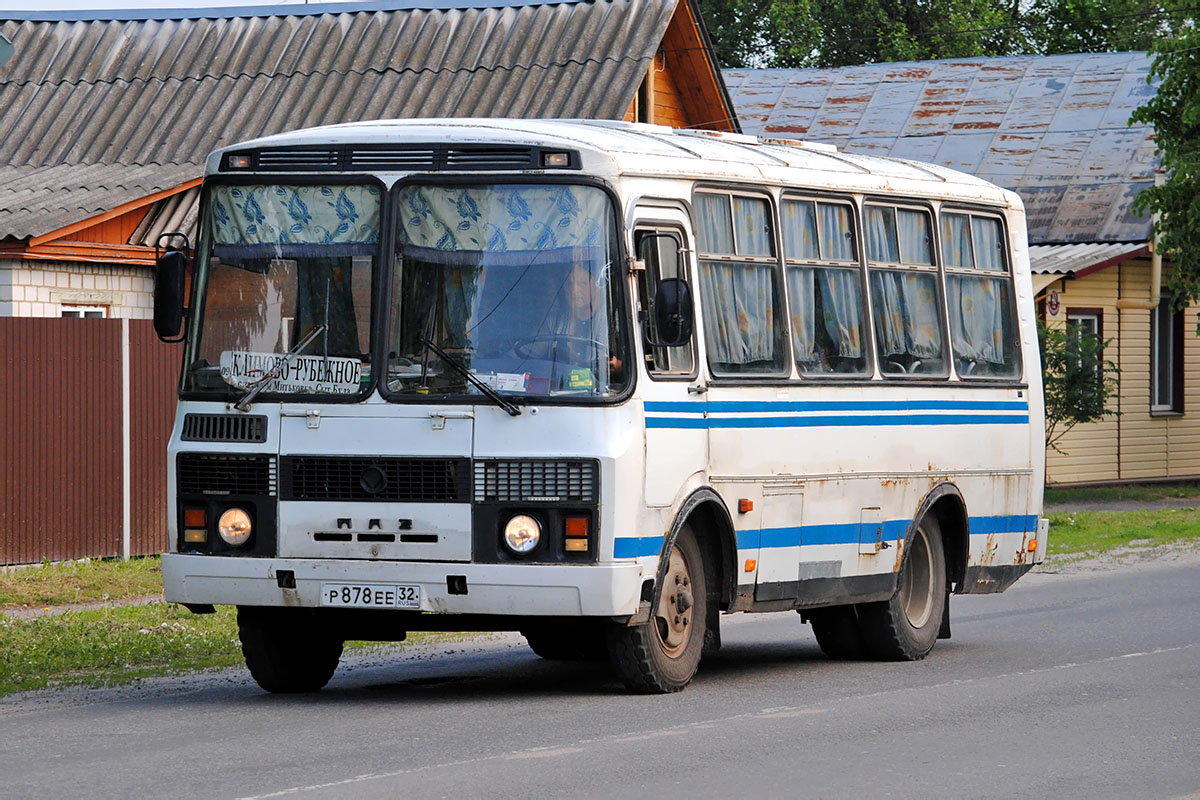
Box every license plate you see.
[320,582,421,609]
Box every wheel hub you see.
[655,547,694,657]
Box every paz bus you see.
[155,119,1048,694]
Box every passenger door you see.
[633,208,707,508]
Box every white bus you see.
[156,119,1048,694]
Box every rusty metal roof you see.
[0,0,677,240]
[725,54,1160,244]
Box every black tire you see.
[237,606,344,693]
[608,524,707,693]
[521,622,609,662]
[806,604,870,660]
[857,515,947,661]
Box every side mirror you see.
[650,278,693,348]
[154,250,188,342]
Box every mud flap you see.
[937,591,951,639]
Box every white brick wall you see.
[0,260,154,319]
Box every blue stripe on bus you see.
[645,400,1028,414]
[646,413,1028,429]
[619,514,1037,558]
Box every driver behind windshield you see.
[530,255,624,386]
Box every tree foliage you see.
[1039,323,1119,454]
[1130,0,1200,315]
[700,0,1170,68]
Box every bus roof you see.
[208,118,1020,208]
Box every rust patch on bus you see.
[892,533,906,572]
[980,533,998,567]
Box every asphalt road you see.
[2,556,1198,800]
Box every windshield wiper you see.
[233,324,327,412]
[418,337,521,417]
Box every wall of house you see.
[1044,256,1200,484]
[0,259,154,318]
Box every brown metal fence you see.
[0,318,179,565]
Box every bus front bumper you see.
[162,553,647,618]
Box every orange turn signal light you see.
[744,559,757,572]
[738,499,754,514]
[1028,539,1038,552]
[564,517,589,538]
[184,508,207,527]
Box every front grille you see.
[181,414,267,443]
[223,144,567,173]
[178,454,276,496]
[282,456,469,502]
[473,459,598,503]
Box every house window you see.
[1066,309,1103,383]
[1150,294,1184,412]
[61,305,108,318]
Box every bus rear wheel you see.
[608,524,706,693]
[857,516,946,661]
[238,606,344,693]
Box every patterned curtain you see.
[972,217,1004,271]
[211,184,381,252]
[396,185,609,252]
[820,268,864,358]
[787,266,817,361]
[732,196,774,256]
[695,194,734,253]
[870,269,942,359]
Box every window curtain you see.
[782,200,819,260]
[211,184,381,255]
[820,268,864,357]
[732,196,773,256]
[787,266,817,361]
[700,260,776,365]
[972,217,1003,271]
[696,194,734,253]
[940,213,972,268]
[948,275,1008,365]
[870,269,942,358]
[866,207,898,262]
[396,185,609,252]
[819,203,855,261]
[897,209,932,265]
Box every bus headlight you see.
[503,514,541,554]
[217,508,253,547]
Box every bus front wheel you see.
[857,516,946,660]
[608,524,706,693]
[237,606,343,693]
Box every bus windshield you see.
[386,183,629,401]
[182,183,380,398]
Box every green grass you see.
[1047,506,1200,556]
[1044,481,1200,506]
[0,557,163,609]
[0,600,470,697]
[0,603,244,695]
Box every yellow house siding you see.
[1045,256,1200,485]
[1045,267,1120,482]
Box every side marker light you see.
[1028,539,1038,552]
[738,499,753,514]
[744,559,756,572]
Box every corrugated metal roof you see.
[725,54,1160,244]
[1028,242,1149,275]
[0,0,677,240]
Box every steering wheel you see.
[511,333,607,361]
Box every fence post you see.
[121,318,131,561]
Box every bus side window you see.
[865,204,949,377]
[781,198,870,376]
[635,229,695,375]
[941,212,1021,379]
[694,192,787,376]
